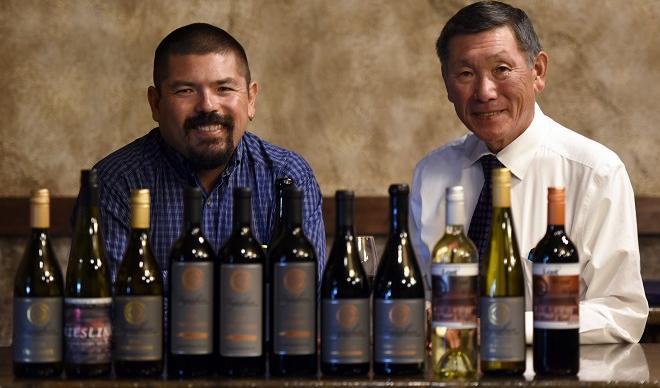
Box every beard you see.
[183,111,235,170]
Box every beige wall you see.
[1,0,659,197]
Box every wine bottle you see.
[480,168,525,375]
[64,169,112,378]
[373,184,425,376]
[217,187,265,376]
[265,177,294,354]
[113,189,163,377]
[431,186,478,378]
[13,189,64,378]
[268,187,317,376]
[532,187,579,376]
[167,187,215,378]
[320,190,370,376]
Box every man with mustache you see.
[410,1,647,343]
[86,23,326,283]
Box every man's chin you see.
[186,146,233,171]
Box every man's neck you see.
[197,166,225,193]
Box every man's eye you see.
[495,66,511,74]
[458,71,473,78]
[175,88,194,95]
[218,86,234,92]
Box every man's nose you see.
[195,90,217,113]
[473,75,498,102]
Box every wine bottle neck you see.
[233,197,252,229]
[445,198,465,227]
[285,193,303,229]
[389,192,408,233]
[444,224,465,235]
[335,198,354,232]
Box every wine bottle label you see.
[113,295,163,361]
[273,262,316,355]
[64,297,112,364]
[13,297,62,363]
[480,297,525,362]
[373,298,425,363]
[431,263,478,329]
[219,264,263,357]
[533,263,580,329]
[322,298,369,364]
[171,261,213,355]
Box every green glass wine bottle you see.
[114,189,163,377]
[64,170,112,378]
[13,189,64,378]
[480,168,525,376]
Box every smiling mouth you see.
[473,110,506,119]
[188,124,228,135]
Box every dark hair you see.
[436,1,542,70]
[153,23,251,89]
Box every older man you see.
[88,23,326,282]
[410,1,648,344]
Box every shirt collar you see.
[464,103,548,180]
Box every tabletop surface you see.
[1,344,658,387]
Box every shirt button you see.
[206,198,212,207]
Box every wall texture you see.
[1,0,659,197]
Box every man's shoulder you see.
[414,134,471,174]
[543,117,623,171]
[93,129,161,185]
[242,131,316,180]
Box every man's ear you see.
[147,86,161,122]
[532,51,548,94]
[247,81,258,119]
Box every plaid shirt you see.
[89,128,326,289]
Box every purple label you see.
[64,297,112,364]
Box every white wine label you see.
[431,263,478,276]
[64,297,112,364]
[13,297,62,363]
[432,264,478,329]
[322,298,369,364]
[532,263,580,276]
[373,299,425,364]
[171,261,213,355]
[480,297,525,362]
[273,262,316,355]
[219,264,263,357]
[113,295,163,361]
[533,264,579,329]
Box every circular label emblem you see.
[124,301,146,325]
[182,266,204,292]
[283,268,306,295]
[389,303,411,328]
[230,270,251,293]
[27,302,50,327]
[488,302,510,328]
[336,304,359,329]
[534,277,549,297]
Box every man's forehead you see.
[446,27,522,63]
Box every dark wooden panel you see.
[1,196,659,237]
[0,197,75,237]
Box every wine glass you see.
[356,235,378,287]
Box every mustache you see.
[184,112,234,132]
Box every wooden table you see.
[1,344,659,387]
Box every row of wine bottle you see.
[13,170,429,378]
[431,168,579,378]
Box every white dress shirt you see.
[410,103,649,344]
